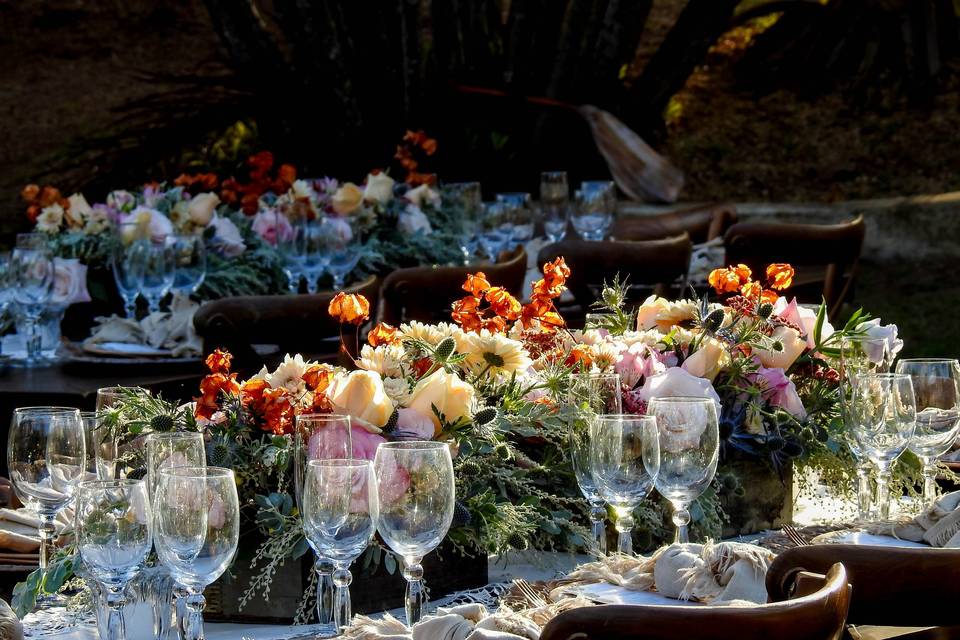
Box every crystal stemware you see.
[154,467,239,640]
[479,202,513,262]
[495,193,535,249]
[170,234,206,297]
[567,372,622,554]
[112,224,147,319]
[75,479,152,640]
[95,386,149,481]
[374,442,455,627]
[294,413,352,636]
[8,407,86,610]
[141,238,176,314]
[302,220,329,294]
[896,358,960,503]
[647,397,719,543]
[278,210,306,293]
[572,181,615,241]
[847,372,917,519]
[839,335,892,519]
[540,171,569,242]
[0,251,16,334]
[12,233,54,365]
[445,182,482,264]
[323,217,361,290]
[303,459,378,632]
[590,414,660,555]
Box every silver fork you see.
[782,524,811,547]
[514,578,548,608]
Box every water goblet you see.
[277,210,306,292]
[146,432,207,502]
[590,415,660,555]
[141,238,176,314]
[495,193,535,249]
[154,467,240,640]
[95,386,149,481]
[0,251,15,334]
[445,182,482,264]
[8,407,86,612]
[896,358,960,503]
[647,397,719,543]
[566,373,622,554]
[540,171,569,242]
[75,479,152,640]
[293,413,352,635]
[170,234,206,297]
[839,335,892,519]
[301,220,329,294]
[479,202,513,262]
[303,459,378,632]
[572,181,615,240]
[374,442,455,627]
[323,218,361,289]
[112,223,147,319]
[12,233,54,365]
[848,373,917,519]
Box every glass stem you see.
[183,589,206,640]
[174,583,189,639]
[402,556,425,628]
[25,317,42,361]
[123,298,137,319]
[287,273,301,294]
[615,510,634,556]
[104,585,126,640]
[306,277,318,295]
[856,462,873,520]
[876,465,892,520]
[332,563,353,631]
[37,512,56,571]
[589,502,607,555]
[921,457,938,504]
[315,558,335,627]
[333,274,344,290]
[671,500,691,544]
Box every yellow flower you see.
[331,182,364,215]
[326,370,393,430]
[463,331,532,377]
[408,369,475,433]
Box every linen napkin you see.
[861,490,960,547]
[84,294,202,357]
[0,508,70,553]
[345,602,546,640]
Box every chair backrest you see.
[193,275,380,368]
[614,203,738,244]
[379,247,527,325]
[767,543,960,627]
[723,214,865,317]
[537,235,692,309]
[539,562,850,640]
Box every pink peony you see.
[252,209,294,246]
[774,297,834,350]
[636,367,721,414]
[754,366,806,419]
[307,424,354,460]
[615,342,666,387]
[394,408,435,440]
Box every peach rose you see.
[363,172,395,205]
[326,370,394,430]
[681,336,729,381]
[408,369,475,433]
[50,258,91,306]
[66,193,93,229]
[331,182,364,215]
[405,184,441,208]
[755,325,807,370]
[187,192,220,226]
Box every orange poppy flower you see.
[462,272,491,297]
[367,322,400,347]
[732,264,752,284]
[205,349,233,374]
[302,364,335,394]
[542,257,571,292]
[760,288,779,305]
[708,268,741,294]
[740,281,762,300]
[481,316,508,333]
[766,263,795,290]
[485,287,522,320]
[328,292,371,325]
[566,345,593,369]
[21,184,39,202]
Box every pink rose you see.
[753,366,806,418]
[394,408,435,440]
[615,343,666,387]
[51,258,91,305]
[307,425,354,461]
[774,297,835,350]
[636,367,721,414]
[207,490,226,529]
[252,209,294,246]
[374,454,411,507]
[349,426,387,461]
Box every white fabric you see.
[83,294,201,357]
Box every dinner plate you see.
[83,342,174,358]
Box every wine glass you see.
[566,373,622,555]
[75,479,152,640]
[154,467,239,640]
[0,251,16,334]
[146,432,207,502]
[8,407,86,611]
[302,459,378,632]
[278,210,306,293]
[590,414,660,555]
[540,171,569,242]
[495,193,535,249]
[445,182,482,264]
[294,413,352,636]
[647,397,719,543]
[324,218,361,290]
[478,202,513,262]
[95,386,149,481]
[374,442,455,627]
[12,233,54,366]
[896,359,960,504]
[301,220,329,294]
[572,181,615,240]
[80,412,100,479]
[839,335,891,519]
[848,373,916,519]
[170,234,206,297]
[112,223,147,319]
[141,238,176,314]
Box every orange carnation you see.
[709,268,741,294]
[329,292,371,325]
[205,348,233,374]
[367,322,400,347]
[462,272,491,297]
[766,263,795,291]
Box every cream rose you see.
[50,258,91,306]
[681,337,730,381]
[363,172,395,205]
[327,370,394,430]
[209,215,246,257]
[408,369,475,434]
[635,295,698,332]
[398,205,433,236]
[331,183,364,215]
[405,184,441,208]
[637,367,721,414]
[755,326,807,370]
[187,193,220,226]
[66,193,93,229]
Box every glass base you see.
[311,622,339,638]
[21,605,77,638]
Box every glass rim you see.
[14,406,81,414]
[296,412,351,424]
[568,372,621,381]
[146,431,204,441]
[97,385,146,395]
[79,479,146,491]
[158,466,232,479]
[377,441,446,451]
[647,396,715,404]
[307,458,372,469]
[596,413,656,423]
[896,358,959,365]
[495,192,531,198]
[854,372,911,381]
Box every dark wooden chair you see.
[723,214,865,318]
[538,235,692,323]
[540,562,850,640]
[768,544,960,628]
[193,275,380,370]
[614,203,738,244]
[380,247,527,325]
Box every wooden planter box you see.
[719,457,793,537]
[205,540,488,624]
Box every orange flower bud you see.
[760,288,779,305]
[740,281,762,300]
[368,322,400,347]
[302,364,335,393]
[462,272,491,297]
[21,184,39,202]
[765,263,795,290]
[328,292,371,325]
[542,257,571,292]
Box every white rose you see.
[363,173,395,204]
[398,205,433,236]
[857,318,904,363]
[50,258,91,306]
[187,193,220,226]
[405,184,441,208]
[327,370,394,430]
[209,215,246,257]
[66,194,93,229]
[408,369,475,433]
[291,179,317,201]
[130,206,174,241]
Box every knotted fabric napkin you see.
[84,294,202,357]
[864,490,960,547]
[344,602,547,640]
